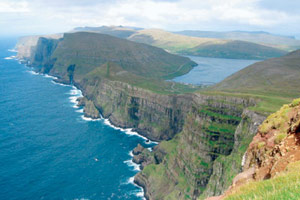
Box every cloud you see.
[0,0,300,36]
[0,1,30,13]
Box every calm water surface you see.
[173,56,259,85]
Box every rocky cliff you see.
[16,34,273,200]
[208,98,300,200]
[133,97,265,200]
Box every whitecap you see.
[44,74,57,79]
[69,96,78,104]
[103,118,158,144]
[27,70,39,75]
[76,109,84,113]
[8,49,18,53]
[126,177,146,200]
[51,80,68,87]
[4,56,16,60]
[81,115,101,121]
[124,159,141,171]
[129,150,134,157]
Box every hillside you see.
[29,32,197,93]
[211,98,300,200]
[15,33,62,59]
[175,30,300,51]
[181,40,286,60]
[212,50,300,96]
[128,29,287,59]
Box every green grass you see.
[200,90,294,115]
[225,161,300,200]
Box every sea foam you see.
[4,56,16,60]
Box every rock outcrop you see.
[209,98,300,199]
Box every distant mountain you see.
[175,30,300,51]
[128,29,287,59]
[71,26,139,39]
[181,40,287,60]
[212,49,300,96]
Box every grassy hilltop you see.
[71,26,288,60]
[32,32,199,94]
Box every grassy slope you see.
[128,29,287,59]
[51,32,196,78]
[175,30,300,51]
[225,158,300,200]
[84,62,199,94]
[206,50,300,114]
[48,32,198,94]
[128,29,226,52]
[182,40,287,60]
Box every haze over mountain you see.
[175,30,300,51]
[69,26,289,60]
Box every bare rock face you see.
[209,99,300,199]
[133,144,145,155]
[243,99,300,181]
[132,144,153,170]
[83,100,100,119]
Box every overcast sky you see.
[0,0,299,37]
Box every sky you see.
[0,0,300,37]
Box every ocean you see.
[0,38,154,200]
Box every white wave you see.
[44,74,57,79]
[76,109,84,113]
[129,150,134,157]
[81,115,101,121]
[69,96,78,104]
[124,159,141,171]
[147,147,153,152]
[27,70,39,75]
[69,89,82,97]
[126,177,146,200]
[4,56,16,60]
[51,80,68,87]
[8,49,18,53]
[103,118,158,144]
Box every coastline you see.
[12,52,156,200]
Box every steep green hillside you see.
[213,50,300,95]
[181,40,287,60]
[175,30,300,51]
[128,29,225,52]
[128,29,287,59]
[33,32,196,81]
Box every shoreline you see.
[12,52,156,200]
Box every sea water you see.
[0,38,155,200]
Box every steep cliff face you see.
[134,96,262,200]
[78,77,191,141]
[210,98,300,200]
[16,34,62,60]
[200,109,265,198]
